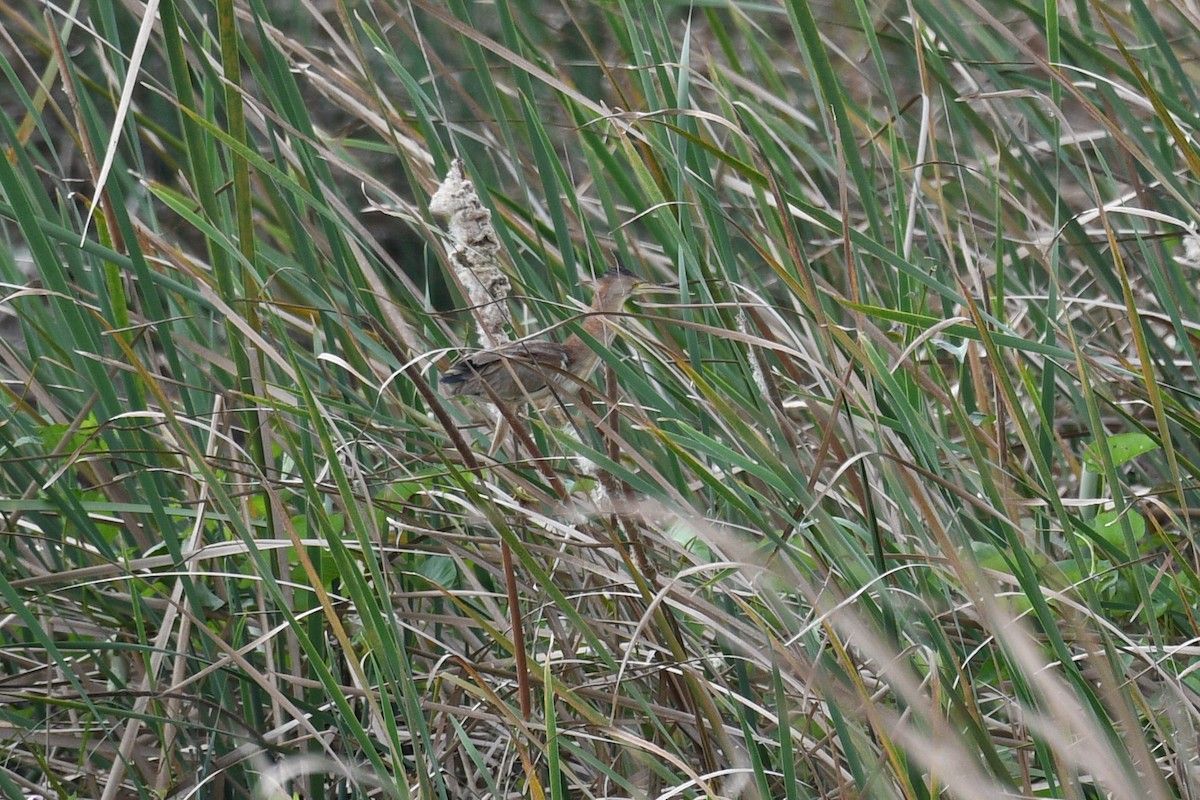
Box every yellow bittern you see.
[441,267,658,404]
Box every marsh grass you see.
[2,0,1199,798]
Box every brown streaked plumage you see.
[441,268,651,404]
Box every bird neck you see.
[557,287,634,377]
[580,289,630,345]
[577,314,617,347]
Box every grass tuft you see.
[2,1,1200,798]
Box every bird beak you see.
[633,280,678,295]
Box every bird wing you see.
[441,339,570,398]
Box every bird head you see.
[591,267,674,311]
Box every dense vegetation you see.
[2,1,1199,798]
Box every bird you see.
[441,267,657,404]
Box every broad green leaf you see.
[1083,433,1158,471]
[1092,509,1148,550]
